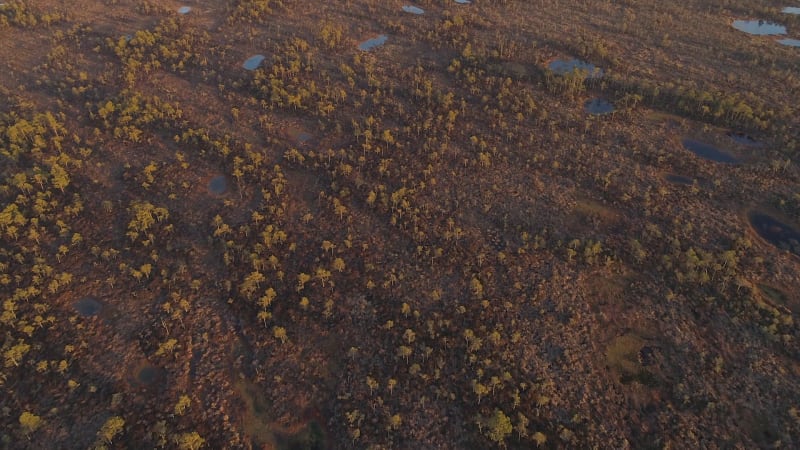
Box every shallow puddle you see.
[74,297,102,317]
[778,38,800,47]
[178,6,192,15]
[358,35,388,51]
[783,7,800,14]
[209,175,228,195]
[402,5,424,14]
[732,20,786,35]
[454,0,471,4]
[243,55,266,71]
[585,98,614,115]
[681,139,739,164]
[548,59,603,79]
[748,212,800,256]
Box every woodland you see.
[1,0,799,449]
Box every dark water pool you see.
[682,139,739,164]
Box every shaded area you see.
[748,212,800,256]
[235,379,277,446]
[665,174,695,185]
[605,334,659,387]
[73,297,102,317]
[681,139,739,164]
[732,20,786,36]
[208,175,228,195]
[283,421,325,450]
[758,284,799,313]
[727,131,760,146]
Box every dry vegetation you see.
[1,0,799,448]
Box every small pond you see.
[243,55,266,71]
[783,7,800,14]
[358,35,388,51]
[749,212,800,256]
[682,139,739,164]
[402,5,424,14]
[208,175,228,195]
[732,20,786,35]
[585,98,614,115]
[177,6,192,14]
[778,38,800,47]
[74,297,102,317]
[548,59,603,79]
[455,0,471,4]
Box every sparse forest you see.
[1,0,799,449]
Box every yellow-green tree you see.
[97,416,125,444]
[19,412,42,435]
[481,409,512,446]
[174,431,205,450]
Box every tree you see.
[398,345,412,364]
[174,395,191,416]
[481,409,512,446]
[174,431,205,450]
[473,381,489,404]
[387,414,402,431]
[97,416,125,444]
[4,342,30,367]
[273,326,287,343]
[50,163,70,192]
[19,412,42,435]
